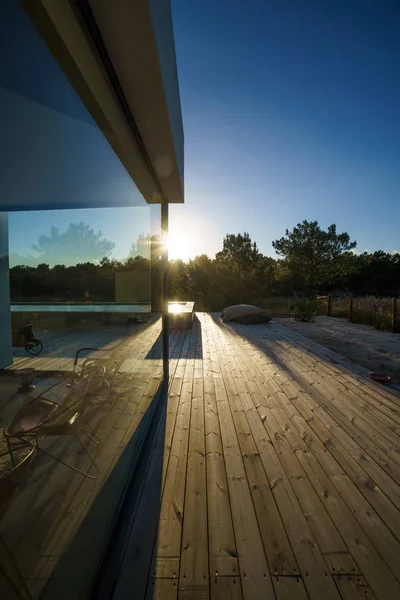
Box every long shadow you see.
[39,381,168,600]
[0,354,167,599]
[1,316,200,598]
[145,314,203,360]
[90,320,203,598]
[10,320,160,373]
[90,385,168,600]
[229,322,353,404]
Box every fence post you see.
[392,298,398,333]
[349,295,353,323]
[327,294,332,317]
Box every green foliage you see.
[31,222,115,265]
[9,222,400,312]
[292,298,318,322]
[216,232,262,273]
[10,257,150,303]
[272,220,356,292]
[345,251,400,296]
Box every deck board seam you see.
[220,318,400,597]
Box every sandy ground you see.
[277,316,400,385]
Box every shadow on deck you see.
[96,313,400,600]
[0,318,166,599]
[2,314,400,600]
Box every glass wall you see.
[0,2,164,598]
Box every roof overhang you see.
[22,0,184,204]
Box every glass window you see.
[0,3,164,598]
[0,0,147,212]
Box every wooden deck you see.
[2,313,400,599]
[1,318,165,599]
[8,320,162,376]
[111,313,400,600]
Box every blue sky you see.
[169,0,400,258]
[5,0,400,263]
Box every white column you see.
[0,212,12,369]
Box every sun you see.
[167,231,192,261]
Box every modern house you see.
[0,1,183,597]
[2,4,400,600]
[0,0,184,372]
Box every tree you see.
[128,233,151,260]
[346,251,400,296]
[169,259,190,300]
[216,232,262,273]
[272,220,356,292]
[31,222,115,266]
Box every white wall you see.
[0,213,12,369]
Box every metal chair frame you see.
[3,376,100,480]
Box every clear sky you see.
[169,0,400,260]
[5,0,400,264]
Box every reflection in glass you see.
[0,1,164,598]
[0,0,146,212]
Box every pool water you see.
[11,304,150,313]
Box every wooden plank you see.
[226,320,400,598]
[216,324,372,597]
[146,578,178,599]
[290,385,400,532]
[207,317,318,598]
[161,376,184,487]
[217,322,353,582]
[212,330,299,576]
[150,361,194,578]
[211,576,243,600]
[270,320,400,405]
[267,333,400,462]
[178,379,209,599]
[256,332,400,502]
[271,576,309,600]
[113,326,192,599]
[266,376,400,545]
[330,474,400,583]
[300,355,400,432]
[212,376,274,599]
[206,316,275,599]
[204,377,239,577]
[313,378,400,462]
[333,575,377,599]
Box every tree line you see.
[9,220,400,309]
[169,222,400,309]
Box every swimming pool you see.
[11,304,150,313]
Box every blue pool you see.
[11,304,150,313]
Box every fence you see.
[324,295,398,332]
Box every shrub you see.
[292,298,317,322]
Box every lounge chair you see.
[68,347,121,390]
[3,374,100,480]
